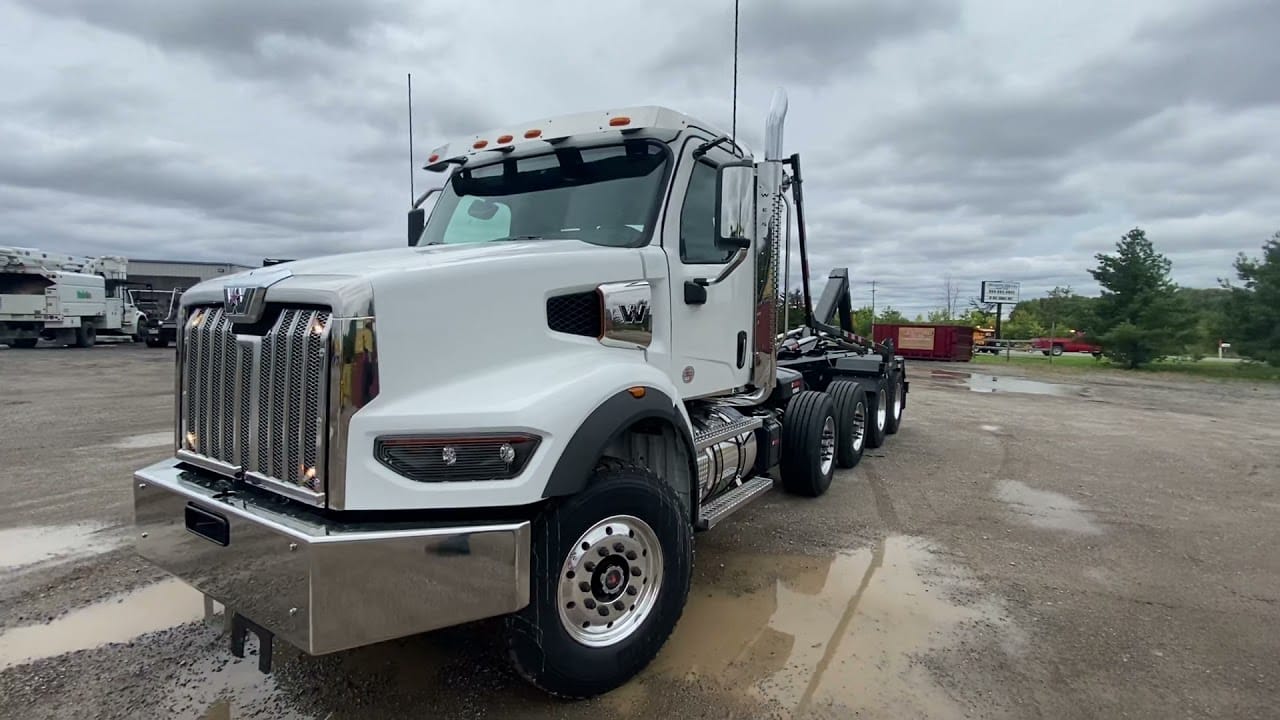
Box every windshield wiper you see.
[491,235,573,242]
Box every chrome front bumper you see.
[132,458,531,655]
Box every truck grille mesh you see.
[180,305,331,501]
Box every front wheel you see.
[1051,345,1064,357]
[506,462,691,698]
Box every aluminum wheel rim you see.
[852,404,866,452]
[819,416,836,475]
[892,385,903,420]
[876,391,888,430]
[557,514,664,648]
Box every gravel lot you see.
[1,344,1277,719]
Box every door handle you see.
[684,247,750,305]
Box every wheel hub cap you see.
[557,515,664,647]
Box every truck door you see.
[662,138,756,398]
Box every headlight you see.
[374,433,540,482]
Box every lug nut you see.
[597,547,609,557]
[598,606,610,617]
[630,566,642,577]
[579,581,590,592]
[625,550,637,560]
[626,586,638,596]
[613,542,625,552]
[613,601,625,611]
[584,561,596,572]
[584,598,596,609]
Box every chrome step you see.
[694,415,763,450]
[696,476,774,530]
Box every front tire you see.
[780,390,838,496]
[1051,345,1064,357]
[506,462,692,699]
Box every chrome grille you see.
[179,305,332,505]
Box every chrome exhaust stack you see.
[733,88,789,405]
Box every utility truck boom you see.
[131,90,908,697]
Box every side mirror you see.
[407,208,425,246]
[715,161,755,250]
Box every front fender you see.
[340,351,693,511]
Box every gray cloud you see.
[1,0,1277,316]
[653,0,960,87]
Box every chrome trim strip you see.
[326,313,377,510]
[244,470,326,507]
[177,448,240,477]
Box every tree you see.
[877,306,908,325]
[941,274,961,321]
[1221,232,1280,365]
[1087,227,1190,368]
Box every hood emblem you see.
[222,267,293,324]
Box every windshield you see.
[418,140,669,248]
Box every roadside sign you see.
[980,281,1021,304]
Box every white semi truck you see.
[0,246,145,348]
[131,91,908,697]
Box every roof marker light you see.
[609,116,631,127]
[496,134,513,144]
[473,139,488,149]
[524,129,542,139]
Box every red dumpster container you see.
[873,324,974,361]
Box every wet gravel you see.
[1,346,1278,719]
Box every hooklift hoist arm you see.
[780,155,896,363]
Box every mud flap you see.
[229,613,274,673]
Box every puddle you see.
[0,523,125,572]
[109,431,173,449]
[612,536,1009,719]
[930,370,1083,397]
[996,480,1102,535]
[0,578,206,669]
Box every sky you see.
[1,0,1277,314]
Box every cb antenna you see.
[731,0,739,144]
[407,72,415,204]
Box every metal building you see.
[127,259,252,293]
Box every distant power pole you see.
[869,280,877,334]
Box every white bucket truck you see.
[0,246,144,348]
[131,91,908,697]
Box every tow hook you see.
[229,613,275,673]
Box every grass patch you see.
[971,353,1280,382]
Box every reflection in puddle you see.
[930,370,1083,397]
[109,430,173,449]
[0,523,124,572]
[617,536,1007,719]
[0,578,206,669]
[996,481,1102,535]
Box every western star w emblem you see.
[221,267,293,323]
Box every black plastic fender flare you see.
[541,387,699,516]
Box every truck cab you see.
[131,92,908,697]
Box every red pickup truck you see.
[1031,331,1103,358]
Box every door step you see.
[696,476,774,530]
[694,415,763,450]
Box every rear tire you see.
[827,381,866,469]
[506,462,692,699]
[885,370,905,435]
[74,323,96,348]
[145,337,168,348]
[866,381,888,449]
[9,338,37,349]
[1051,345,1064,357]
[780,390,838,497]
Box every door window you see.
[679,161,732,264]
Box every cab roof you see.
[424,105,750,172]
